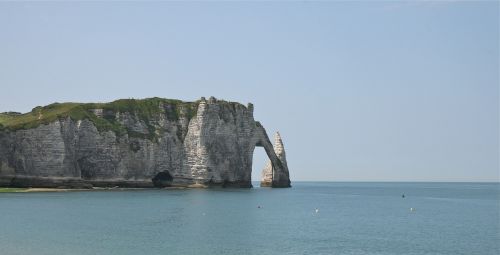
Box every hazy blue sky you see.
[0,1,498,182]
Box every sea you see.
[0,182,499,255]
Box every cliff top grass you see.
[0,97,200,135]
[0,97,247,140]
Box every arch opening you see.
[251,146,268,188]
[252,130,291,188]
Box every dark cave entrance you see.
[152,171,174,187]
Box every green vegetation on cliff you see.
[0,98,200,140]
[0,188,28,193]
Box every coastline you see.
[0,184,218,193]
[0,186,192,193]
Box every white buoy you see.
[410,207,415,212]
[315,208,319,213]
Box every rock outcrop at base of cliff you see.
[0,97,291,188]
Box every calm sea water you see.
[0,182,499,255]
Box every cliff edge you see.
[0,97,291,188]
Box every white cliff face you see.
[273,132,287,166]
[261,132,290,187]
[0,97,291,188]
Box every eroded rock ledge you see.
[0,97,290,188]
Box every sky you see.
[0,1,498,182]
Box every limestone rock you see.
[261,132,290,187]
[0,97,291,188]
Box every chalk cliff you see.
[0,97,290,188]
[261,132,288,187]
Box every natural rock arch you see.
[253,125,291,188]
[0,97,291,189]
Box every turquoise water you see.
[0,182,499,255]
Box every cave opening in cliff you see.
[252,147,267,187]
[152,171,173,188]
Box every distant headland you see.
[0,97,290,189]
